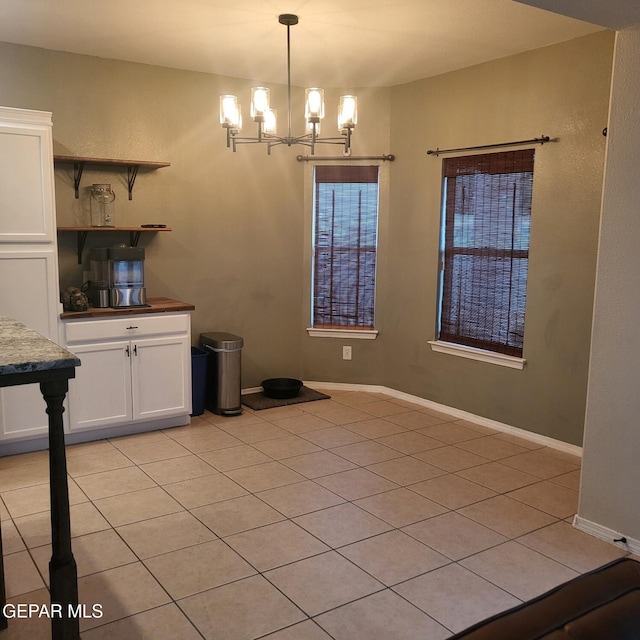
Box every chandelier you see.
[219,14,357,155]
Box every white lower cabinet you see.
[64,313,191,434]
[66,340,132,431]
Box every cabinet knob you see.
[125,345,130,357]
[126,326,138,330]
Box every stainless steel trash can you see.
[200,332,243,416]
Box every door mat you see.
[242,386,330,411]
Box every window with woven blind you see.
[312,165,379,329]
[438,149,534,357]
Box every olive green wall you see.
[380,30,614,445]
[0,42,310,386]
[579,25,640,542]
[0,31,614,446]
[299,87,391,385]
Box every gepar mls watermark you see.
[2,604,103,619]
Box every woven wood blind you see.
[313,165,379,328]
[439,149,534,357]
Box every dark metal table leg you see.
[41,378,79,640]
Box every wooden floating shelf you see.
[57,226,173,231]
[57,226,172,264]
[53,155,171,168]
[53,155,171,200]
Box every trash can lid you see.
[200,332,243,350]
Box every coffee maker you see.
[109,245,147,307]
[87,245,147,308]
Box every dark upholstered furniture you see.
[449,557,640,640]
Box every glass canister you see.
[89,184,116,227]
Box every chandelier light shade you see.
[220,95,242,129]
[305,88,324,122]
[250,87,270,121]
[338,95,358,130]
[263,108,277,135]
[220,14,357,155]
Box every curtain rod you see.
[427,136,551,157]
[296,154,395,162]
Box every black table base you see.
[0,368,79,639]
[43,377,79,640]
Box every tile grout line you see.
[0,396,600,639]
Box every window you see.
[437,149,534,359]
[311,165,379,330]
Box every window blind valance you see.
[315,165,379,183]
[443,150,535,178]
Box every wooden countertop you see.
[60,297,195,319]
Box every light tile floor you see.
[0,389,633,639]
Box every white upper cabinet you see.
[0,107,56,243]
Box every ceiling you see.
[0,0,634,88]
[515,0,640,31]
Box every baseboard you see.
[242,386,263,395]
[0,414,191,457]
[65,414,191,445]
[573,515,640,556]
[299,380,583,458]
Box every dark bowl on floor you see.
[261,378,303,399]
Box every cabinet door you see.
[0,249,61,338]
[0,249,61,441]
[0,112,55,243]
[131,335,191,421]
[67,341,132,432]
[0,385,48,442]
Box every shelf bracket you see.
[75,231,88,264]
[58,226,171,264]
[72,161,85,199]
[70,162,140,200]
[73,230,141,262]
[127,166,139,200]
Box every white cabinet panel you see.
[0,249,60,337]
[64,313,189,343]
[132,335,190,421]
[0,251,61,439]
[0,114,55,243]
[67,341,132,432]
[0,385,48,440]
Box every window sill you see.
[307,328,379,340]
[428,340,526,369]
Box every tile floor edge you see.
[296,381,583,458]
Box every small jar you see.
[89,184,116,227]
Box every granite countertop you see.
[60,297,195,319]
[0,317,80,375]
